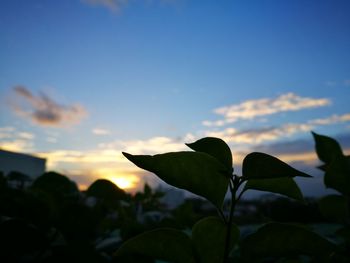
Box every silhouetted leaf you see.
[122,151,229,207]
[318,195,349,222]
[186,137,233,172]
[324,155,350,195]
[312,131,343,164]
[241,223,335,260]
[192,217,239,263]
[244,177,304,202]
[114,228,195,263]
[242,152,311,180]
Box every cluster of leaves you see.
[313,132,350,261]
[115,133,349,262]
[0,172,170,262]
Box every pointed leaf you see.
[242,152,311,180]
[312,131,343,164]
[122,151,229,207]
[244,177,304,202]
[186,137,233,172]
[192,217,239,263]
[319,195,349,222]
[241,223,335,260]
[114,228,195,263]
[324,155,350,195]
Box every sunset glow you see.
[1,1,350,197]
[110,176,138,190]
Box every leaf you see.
[312,131,343,164]
[186,137,233,172]
[122,151,229,207]
[324,155,350,195]
[114,228,195,263]
[243,177,304,202]
[318,195,349,222]
[192,217,239,263]
[242,152,311,180]
[241,222,335,260]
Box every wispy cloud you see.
[18,132,35,140]
[10,86,87,128]
[310,113,350,125]
[205,113,350,145]
[82,0,178,13]
[203,93,331,127]
[0,127,15,139]
[92,128,111,136]
[0,140,34,152]
[82,0,128,13]
[99,133,195,154]
[0,126,35,152]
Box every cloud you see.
[82,0,128,13]
[0,140,34,152]
[0,127,15,139]
[0,126,36,152]
[205,124,313,145]
[99,133,195,154]
[10,86,87,128]
[18,132,35,140]
[82,0,178,13]
[205,113,350,145]
[203,93,331,127]
[92,128,111,135]
[309,113,350,125]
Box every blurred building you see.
[0,149,46,179]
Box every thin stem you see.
[223,177,239,263]
[217,208,228,224]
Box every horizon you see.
[1,0,350,195]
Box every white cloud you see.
[205,124,313,145]
[310,113,350,125]
[204,113,350,145]
[203,93,331,127]
[18,132,35,140]
[99,133,195,155]
[0,140,34,152]
[92,128,111,135]
[0,126,36,152]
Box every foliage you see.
[1,132,349,262]
[117,135,344,262]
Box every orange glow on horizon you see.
[109,176,138,190]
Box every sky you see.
[1,0,350,197]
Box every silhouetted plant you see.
[114,136,336,262]
[312,132,350,261]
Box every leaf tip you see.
[122,152,133,160]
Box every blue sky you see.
[1,0,350,195]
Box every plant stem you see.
[223,177,239,263]
[218,208,228,224]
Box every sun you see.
[92,168,140,190]
[111,177,135,189]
